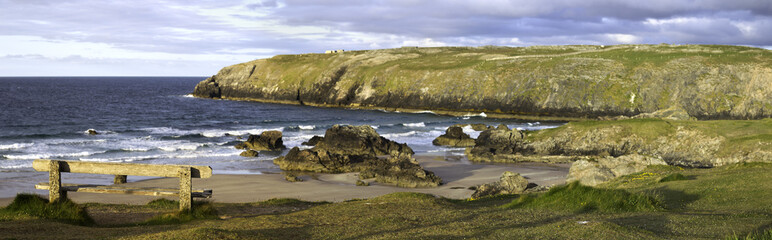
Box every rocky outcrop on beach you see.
[471,171,529,199]
[566,154,667,186]
[466,125,532,162]
[432,126,475,147]
[273,125,440,187]
[240,150,259,157]
[193,45,772,120]
[235,130,286,151]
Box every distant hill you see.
[193,44,772,120]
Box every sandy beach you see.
[0,154,569,206]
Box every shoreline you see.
[0,155,569,207]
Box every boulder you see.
[471,171,529,199]
[273,125,438,188]
[86,129,99,135]
[566,154,667,186]
[466,127,531,162]
[236,130,286,151]
[239,150,259,157]
[432,126,475,147]
[302,136,324,146]
[359,153,442,188]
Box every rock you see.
[566,154,667,186]
[283,173,303,182]
[466,127,531,162]
[239,150,259,157]
[432,126,475,147]
[358,154,442,188]
[356,180,369,186]
[471,171,529,199]
[85,129,99,135]
[302,136,324,146]
[237,130,286,151]
[273,125,438,188]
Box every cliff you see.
[193,44,772,120]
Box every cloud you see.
[1,0,771,76]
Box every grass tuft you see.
[0,194,93,225]
[503,182,662,213]
[726,228,772,240]
[659,173,689,183]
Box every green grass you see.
[2,163,771,239]
[0,194,93,225]
[504,182,662,213]
[141,199,219,225]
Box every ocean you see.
[0,77,562,198]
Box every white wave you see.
[298,125,315,130]
[202,127,285,138]
[371,125,379,129]
[4,151,104,160]
[516,127,525,131]
[414,110,437,115]
[81,155,162,162]
[0,163,30,169]
[140,127,192,135]
[159,143,202,152]
[462,112,487,118]
[381,131,418,138]
[120,147,151,152]
[183,94,195,98]
[0,143,34,150]
[403,122,426,127]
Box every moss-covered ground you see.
[1,162,771,239]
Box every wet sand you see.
[0,155,569,206]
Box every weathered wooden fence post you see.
[48,160,64,202]
[178,167,192,212]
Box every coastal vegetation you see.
[194,44,772,120]
[2,162,771,239]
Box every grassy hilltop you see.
[194,44,772,120]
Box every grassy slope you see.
[525,118,772,165]
[209,44,772,119]
[2,163,771,239]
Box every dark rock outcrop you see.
[302,136,324,146]
[432,126,475,147]
[471,171,529,199]
[86,129,99,135]
[273,125,439,187]
[240,150,259,157]
[466,125,532,162]
[235,130,286,151]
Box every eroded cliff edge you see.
[194,44,772,120]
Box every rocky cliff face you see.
[194,44,772,120]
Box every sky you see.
[1,0,771,76]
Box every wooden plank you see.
[32,159,212,178]
[35,183,212,198]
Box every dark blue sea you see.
[0,77,561,198]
